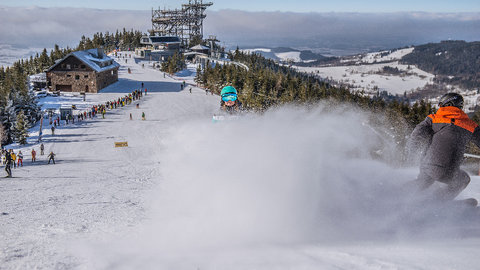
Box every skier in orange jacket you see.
[407,93,480,201]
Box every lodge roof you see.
[190,44,210,51]
[47,48,120,73]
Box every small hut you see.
[59,106,73,120]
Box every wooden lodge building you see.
[46,48,119,93]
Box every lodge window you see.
[74,64,78,69]
[75,75,80,80]
[84,75,88,78]
[66,64,71,70]
[66,74,71,77]
[81,65,86,69]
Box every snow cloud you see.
[79,104,480,269]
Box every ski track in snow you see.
[1,52,480,269]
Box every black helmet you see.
[438,93,464,109]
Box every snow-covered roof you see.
[184,51,208,57]
[47,48,120,73]
[190,44,210,51]
[29,73,46,82]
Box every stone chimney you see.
[97,47,104,58]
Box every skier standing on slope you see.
[407,93,480,201]
[17,151,23,167]
[11,151,16,169]
[4,150,12,177]
[220,86,242,114]
[47,151,56,164]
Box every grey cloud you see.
[0,6,150,48]
[204,10,480,53]
[1,6,479,56]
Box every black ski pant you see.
[413,166,470,201]
[5,164,11,177]
[48,157,55,164]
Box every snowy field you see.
[295,61,435,96]
[351,48,415,64]
[294,48,436,96]
[2,52,480,269]
[241,48,303,63]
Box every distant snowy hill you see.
[241,47,330,63]
[401,40,480,89]
[348,47,415,64]
[294,43,480,111]
[295,47,435,96]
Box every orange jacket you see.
[408,106,480,179]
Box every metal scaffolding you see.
[151,0,213,46]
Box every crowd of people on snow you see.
[47,88,146,129]
[2,87,146,178]
[1,143,55,178]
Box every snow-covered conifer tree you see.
[15,110,29,145]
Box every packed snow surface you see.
[2,52,480,269]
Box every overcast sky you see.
[1,0,479,12]
[0,3,479,57]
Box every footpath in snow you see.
[1,52,480,270]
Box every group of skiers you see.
[48,89,146,131]
[49,105,104,129]
[1,88,148,178]
[105,89,146,121]
[2,143,56,178]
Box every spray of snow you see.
[80,104,480,269]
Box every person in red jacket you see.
[407,93,480,201]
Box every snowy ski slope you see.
[1,53,480,269]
